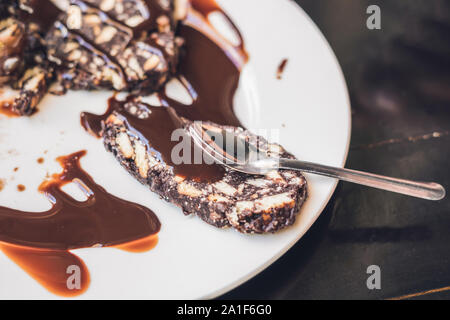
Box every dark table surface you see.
[220,0,450,300]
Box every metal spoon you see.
[187,121,446,201]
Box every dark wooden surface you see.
[220,0,450,300]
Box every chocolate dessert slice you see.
[95,97,307,234]
[45,0,182,94]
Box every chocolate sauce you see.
[0,243,90,297]
[0,101,19,117]
[113,234,159,253]
[128,0,175,38]
[159,1,248,126]
[160,24,243,127]
[0,150,160,249]
[81,95,226,182]
[277,58,288,80]
[81,2,248,182]
[0,151,161,296]
[1,0,249,296]
[69,0,172,39]
[190,0,220,16]
[190,0,248,62]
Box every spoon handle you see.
[278,159,446,201]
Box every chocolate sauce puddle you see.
[0,150,161,296]
[189,0,248,62]
[277,59,288,80]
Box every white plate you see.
[0,0,351,299]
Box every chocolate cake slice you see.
[45,0,182,94]
[96,98,307,234]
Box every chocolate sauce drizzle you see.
[0,244,91,297]
[20,0,175,93]
[277,58,288,80]
[0,151,161,296]
[0,101,19,117]
[159,0,248,127]
[81,0,248,182]
[159,24,243,127]
[189,0,248,63]
[1,0,249,297]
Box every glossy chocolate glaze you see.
[0,21,26,79]
[0,243,91,297]
[0,0,179,112]
[159,0,248,126]
[0,0,248,296]
[82,1,248,181]
[0,101,19,117]
[0,151,160,249]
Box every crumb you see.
[0,179,5,191]
[17,184,26,192]
[13,167,19,172]
[37,157,44,164]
